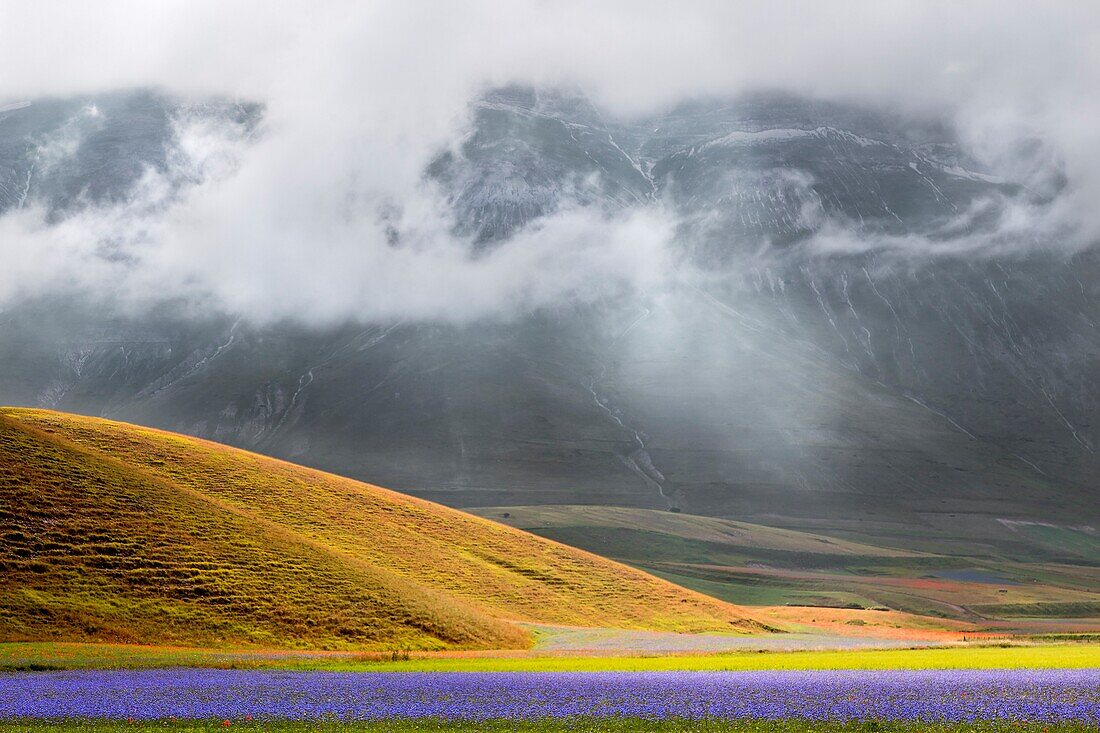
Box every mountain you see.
[0,90,257,216]
[0,408,756,648]
[1,87,1098,577]
[427,86,654,245]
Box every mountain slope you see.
[2,87,1099,576]
[0,408,756,649]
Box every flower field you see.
[1,720,1098,733]
[2,669,1099,724]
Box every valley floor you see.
[3,641,1100,673]
[6,645,1099,728]
[3,722,1098,733]
[4,666,1100,726]
[472,506,1100,631]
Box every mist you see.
[1,0,1098,324]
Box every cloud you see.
[0,1,1097,323]
[0,109,679,323]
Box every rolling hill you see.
[0,408,758,650]
[475,505,1100,630]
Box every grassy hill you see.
[474,505,1100,627]
[0,409,757,650]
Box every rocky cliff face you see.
[2,87,1096,555]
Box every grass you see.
[471,506,913,558]
[0,409,757,652]
[969,602,1100,618]
[1,721,1097,732]
[3,641,1100,673]
[643,567,877,609]
[0,414,516,652]
[473,505,1100,626]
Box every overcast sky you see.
[0,1,1097,323]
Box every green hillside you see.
[0,409,757,650]
[475,505,1100,625]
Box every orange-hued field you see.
[0,408,761,651]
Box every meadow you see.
[3,641,1100,672]
[3,722,1099,732]
[7,642,1100,729]
[474,505,1100,628]
[3,668,1100,725]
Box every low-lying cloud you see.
[0,1,1097,324]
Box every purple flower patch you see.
[2,669,1099,722]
